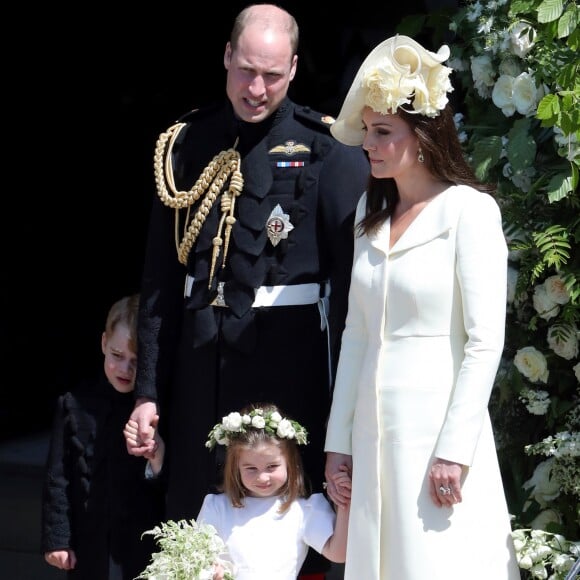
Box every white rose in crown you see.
[276,418,296,440]
[514,346,549,383]
[223,412,243,432]
[251,415,266,429]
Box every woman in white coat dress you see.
[323,35,520,580]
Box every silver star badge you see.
[266,204,294,247]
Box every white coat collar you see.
[369,186,454,255]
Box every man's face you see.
[224,25,297,123]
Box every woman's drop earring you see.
[418,148,425,163]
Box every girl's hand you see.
[331,464,352,506]
[325,452,352,507]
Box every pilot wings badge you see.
[266,204,294,247]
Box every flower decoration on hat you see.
[205,408,308,449]
[331,35,454,146]
[363,36,454,118]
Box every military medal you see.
[266,204,294,247]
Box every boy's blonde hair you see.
[104,294,139,353]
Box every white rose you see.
[223,412,243,432]
[270,411,282,423]
[276,418,296,439]
[514,346,549,383]
[533,284,560,320]
[523,458,561,507]
[547,324,579,360]
[251,415,266,429]
[513,72,538,116]
[510,21,536,58]
[574,362,580,383]
[543,275,570,305]
[492,75,516,117]
[242,413,251,425]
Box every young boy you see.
[41,294,164,579]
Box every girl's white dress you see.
[325,186,520,579]
[197,493,335,580]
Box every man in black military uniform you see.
[127,4,368,577]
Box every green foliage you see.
[422,1,580,577]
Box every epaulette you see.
[294,105,336,133]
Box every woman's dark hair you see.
[357,104,495,237]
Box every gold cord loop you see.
[154,124,244,290]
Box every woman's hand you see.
[325,452,352,507]
[428,457,464,507]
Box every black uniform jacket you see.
[135,97,369,521]
[41,375,164,580]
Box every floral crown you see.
[205,408,308,449]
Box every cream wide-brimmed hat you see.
[331,34,453,146]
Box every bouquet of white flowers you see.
[136,518,235,580]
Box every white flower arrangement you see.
[205,407,308,449]
[511,529,579,579]
[136,519,235,580]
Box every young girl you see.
[41,294,164,579]
[127,403,351,580]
